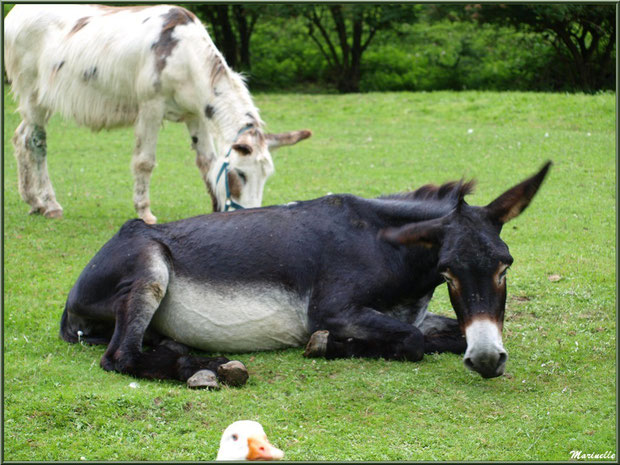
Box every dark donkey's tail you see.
[59,300,113,345]
[59,302,79,343]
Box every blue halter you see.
[215,124,254,212]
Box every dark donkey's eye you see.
[498,265,510,284]
[236,170,247,184]
[440,270,456,288]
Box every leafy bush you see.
[359,20,558,92]
[244,15,573,93]
[248,16,329,91]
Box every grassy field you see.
[2,88,616,461]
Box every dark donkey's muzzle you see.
[463,318,508,378]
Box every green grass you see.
[3,88,616,461]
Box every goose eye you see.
[232,434,238,441]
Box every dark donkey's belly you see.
[150,274,311,352]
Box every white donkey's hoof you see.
[141,213,157,225]
[44,208,63,219]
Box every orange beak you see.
[247,435,284,461]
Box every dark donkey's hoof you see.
[187,369,220,389]
[217,360,249,387]
[304,330,329,358]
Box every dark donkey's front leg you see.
[100,243,247,387]
[304,302,425,362]
[419,312,467,355]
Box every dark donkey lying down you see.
[61,162,551,384]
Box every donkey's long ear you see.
[379,217,445,249]
[485,161,552,224]
[266,129,312,151]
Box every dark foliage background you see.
[187,3,615,93]
[3,3,615,93]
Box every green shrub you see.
[359,20,559,93]
[249,16,328,91]
[243,15,570,93]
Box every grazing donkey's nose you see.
[463,317,508,378]
[464,350,508,378]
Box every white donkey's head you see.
[198,54,311,212]
[207,126,312,212]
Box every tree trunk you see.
[233,5,252,71]
[304,4,391,93]
[331,5,361,93]
[348,14,363,92]
[217,5,238,69]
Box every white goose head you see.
[216,420,284,461]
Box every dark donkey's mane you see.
[382,179,476,204]
[375,179,477,222]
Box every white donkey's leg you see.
[132,100,165,224]
[12,95,62,218]
[186,118,218,212]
